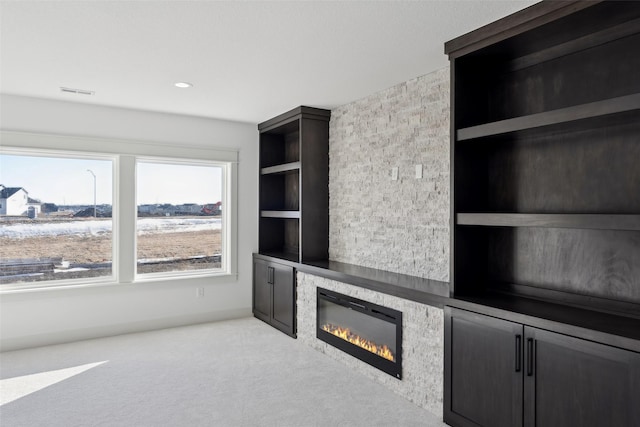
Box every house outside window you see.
[0,153,114,285]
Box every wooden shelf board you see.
[456,213,640,231]
[257,251,299,263]
[506,17,640,72]
[457,93,640,141]
[260,162,300,175]
[260,210,300,219]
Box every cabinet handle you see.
[267,267,274,284]
[527,338,534,376]
[515,335,522,372]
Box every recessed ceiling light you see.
[174,82,193,88]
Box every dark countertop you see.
[300,259,450,308]
[447,293,640,353]
[253,253,449,308]
[253,253,640,352]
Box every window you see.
[136,160,226,276]
[0,131,237,290]
[0,153,114,285]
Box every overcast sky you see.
[0,154,222,205]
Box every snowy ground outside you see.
[0,217,223,283]
[0,217,221,238]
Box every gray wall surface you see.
[297,272,444,417]
[328,66,450,281]
[298,67,451,418]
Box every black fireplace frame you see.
[316,287,403,379]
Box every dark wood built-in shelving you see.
[260,210,300,219]
[257,106,330,263]
[448,1,640,312]
[254,106,330,337]
[260,161,300,175]
[457,93,640,141]
[446,2,640,426]
[457,213,640,231]
[505,16,640,72]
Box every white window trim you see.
[0,130,239,292]
[133,156,232,281]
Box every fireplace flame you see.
[321,323,395,362]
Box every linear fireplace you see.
[317,288,402,379]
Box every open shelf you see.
[453,226,640,315]
[257,251,300,264]
[260,161,300,175]
[505,17,640,72]
[259,120,300,169]
[260,210,300,219]
[260,169,299,211]
[259,217,299,261]
[257,106,330,264]
[450,4,640,324]
[454,117,640,214]
[457,93,640,141]
[457,213,640,231]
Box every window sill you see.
[134,269,237,284]
[0,271,238,295]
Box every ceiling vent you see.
[60,87,95,95]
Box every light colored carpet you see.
[0,317,447,427]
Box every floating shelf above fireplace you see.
[317,288,403,379]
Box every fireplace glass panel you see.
[316,288,402,379]
[318,296,398,362]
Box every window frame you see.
[0,131,238,292]
[134,156,231,281]
[0,147,118,290]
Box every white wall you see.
[0,94,258,351]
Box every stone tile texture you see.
[297,67,451,419]
[297,272,444,418]
[328,66,450,282]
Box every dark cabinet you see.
[445,307,640,427]
[445,308,522,427]
[252,257,296,337]
[525,327,640,427]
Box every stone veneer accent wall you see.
[297,68,451,417]
[329,66,450,281]
[297,272,444,417]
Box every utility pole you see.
[87,169,96,218]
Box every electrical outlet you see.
[196,287,205,298]
[391,167,399,181]
[415,164,423,179]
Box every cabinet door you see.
[252,259,272,324]
[445,307,524,427]
[271,263,295,337]
[524,327,640,427]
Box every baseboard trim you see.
[0,308,251,352]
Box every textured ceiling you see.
[0,1,537,124]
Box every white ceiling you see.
[0,0,536,124]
